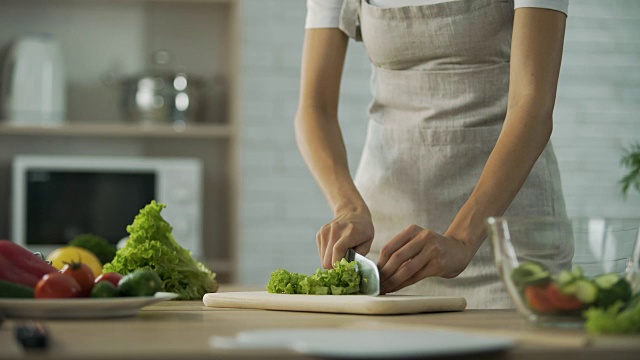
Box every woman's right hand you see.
[317,209,374,269]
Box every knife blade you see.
[345,249,380,296]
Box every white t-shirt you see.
[306,0,569,29]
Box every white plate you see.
[211,328,514,358]
[0,292,178,319]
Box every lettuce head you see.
[103,201,218,300]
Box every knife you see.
[345,249,380,296]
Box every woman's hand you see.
[377,225,477,294]
[317,210,374,269]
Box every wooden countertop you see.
[1,289,638,360]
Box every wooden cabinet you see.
[0,0,242,283]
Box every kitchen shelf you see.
[0,0,242,282]
[0,123,235,139]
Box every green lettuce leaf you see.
[267,258,361,295]
[103,201,218,300]
[584,297,640,334]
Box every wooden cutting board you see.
[202,291,467,315]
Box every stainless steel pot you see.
[121,70,204,125]
[113,51,206,125]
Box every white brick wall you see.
[553,0,640,217]
[238,0,640,285]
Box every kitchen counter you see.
[1,289,638,360]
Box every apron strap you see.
[339,0,362,42]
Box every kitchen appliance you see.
[0,34,66,126]
[11,155,203,258]
[203,291,467,315]
[118,51,205,125]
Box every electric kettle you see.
[0,34,66,126]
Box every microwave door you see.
[26,170,155,249]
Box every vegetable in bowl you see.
[585,293,640,334]
[512,261,639,334]
[487,217,640,333]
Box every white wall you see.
[238,0,370,283]
[238,0,640,285]
[552,0,640,216]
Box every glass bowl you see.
[487,217,640,327]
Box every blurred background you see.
[0,0,638,286]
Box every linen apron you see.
[339,0,567,308]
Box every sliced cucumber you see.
[561,282,578,295]
[574,279,598,304]
[520,273,551,287]
[511,262,550,288]
[557,270,575,285]
[572,266,584,278]
[520,262,548,274]
[594,273,622,290]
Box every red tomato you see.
[545,284,583,311]
[525,285,556,314]
[35,273,82,299]
[61,262,95,297]
[95,272,123,288]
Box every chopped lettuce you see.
[267,258,361,295]
[103,201,218,300]
[585,295,640,334]
[267,269,305,294]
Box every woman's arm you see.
[295,29,374,269]
[377,8,567,293]
[445,8,567,248]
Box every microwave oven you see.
[11,155,203,258]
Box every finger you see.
[332,234,351,268]
[377,225,422,268]
[380,248,431,294]
[378,237,424,283]
[387,262,438,294]
[353,240,372,257]
[323,224,340,269]
[332,222,365,267]
[318,226,329,266]
[316,230,323,258]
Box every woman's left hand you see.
[377,225,477,294]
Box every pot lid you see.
[120,50,204,87]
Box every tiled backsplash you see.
[238,0,640,285]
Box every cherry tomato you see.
[35,273,82,299]
[525,285,556,314]
[95,272,123,288]
[545,284,583,311]
[61,261,95,297]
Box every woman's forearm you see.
[445,102,553,250]
[295,29,369,217]
[446,8,566,251]
[295,109,368,216]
